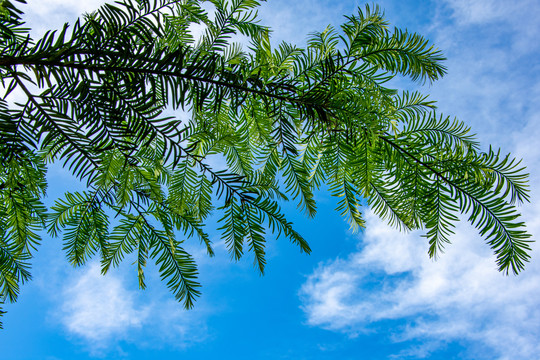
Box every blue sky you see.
[2,0,540,359]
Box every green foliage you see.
[0,0,532,327]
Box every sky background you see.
[2,0,540,359]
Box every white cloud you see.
[301,208,540,359]
[57,262,210,354]
[443,0,510,24]
[423,5,540,149]
[60,263,149,343]
[442,0,539,26]
[21,0,107,38]
[437,0,540,55]
[257,0,354,46]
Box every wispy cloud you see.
[21,0,107,38]
[60,263,149,343]
[56,262,210,355]
[258,0,355,46]
[442,0,540,30]
[300,209,540,359]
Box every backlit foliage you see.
[0,0,532,326]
